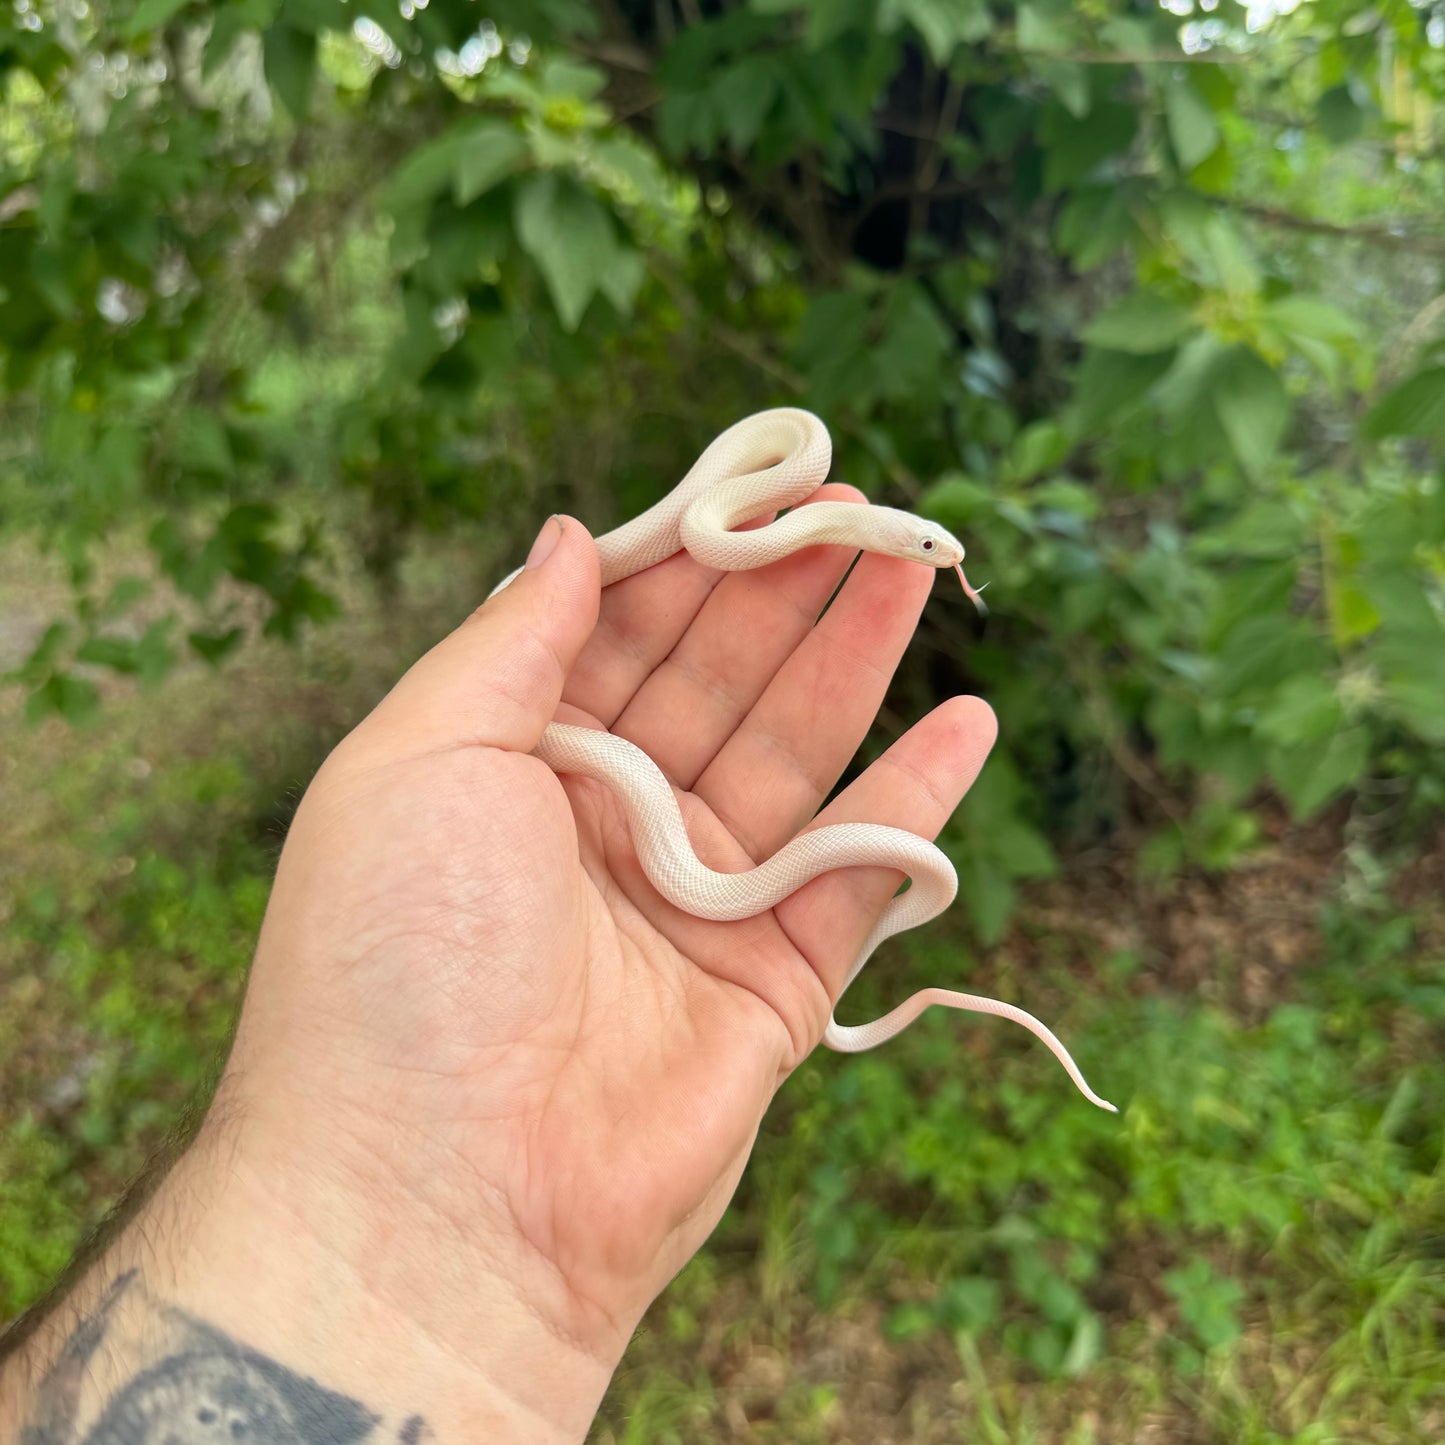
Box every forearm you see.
[0,1107,623,1444]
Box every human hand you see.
[1,489,996,1442]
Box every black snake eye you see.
[922,538,935,551]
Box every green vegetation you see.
[2,0,1443,1437]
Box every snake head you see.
[869,508,966,570]
[911,520,966,571]
[868,509,987,614]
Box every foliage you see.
[3,0,1444,941]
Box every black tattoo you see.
[18,1272,431,1444]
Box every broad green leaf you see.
[711,57,781,152]
[453,125,529,206]
[1032,58,1090,120]
[280,0,345,31]
[1056,184,1139,270]
[592,136,673,211]
[75,635,141,673]
[204,0,281,77]
[513,173,617,331]
[1082,292,1198,354]
[387,130,468,214]
[971,86,1036,157]
[1211,346,1291,476]
[1263,295,1360,343]
[1041,98,1138,189]
[124,0,190,37]
[1160,199,1259,295]
[1363,367,1445,439]
[102,576,151,619]
[26,673,100,727]
[597,247,646,314]
[1269,727,1370,818]
[1154,332,1229,419]
[1165,79,1221,170]
[1316,83,1364,143]
[1326,578,1383,647]
[956,853,1016,945]
[538,57,607,99]
[877,0,990,64]
[189,627,247,665]
[1068,348,1174,434]
[264,23,317,120]
[802,0,876,48]
[173,409,234,477]
[1213,614,1325,702]
[1383,671,1445,743]
[1011,420,1069,481]
[1256,675,1342,747]
[1017,3,1081,52]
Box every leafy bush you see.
[4,0,1441,941]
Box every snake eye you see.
[922,538,935,552]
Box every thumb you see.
[355,515,601,760]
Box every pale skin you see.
[0,487,997,1442]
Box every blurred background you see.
[2,0,1443,1439]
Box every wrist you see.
[2,1103,628,1444]
[171,1105,627,1440]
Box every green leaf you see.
[1165,79,1221,171]
[1082,292,1198,355]
[538,57,608,100]
[1041,98,1138,190]
[1032,58,1090,120]
[1363,367,1445,439]
[597,247,645,314]
[513,173,617,331]
[204,0,281,77]
[189,627,246,665]
[1316,83,1364,144]
[1262,295,1360,383]
[711,57,781,153]
[387,131,467,215]
[26,673,101,727]
[592,136,673,211]
[877,0,990,64]
[173,409,234,477]
[1269,728,1370,818]
[1211,346,1291,476]
[264,23,317,121]
[1068,348,1173,434]
[279,0,344,31]
[453,125,529,206]
[1326,578,1383,648]
[102,576,151,619]
[1256,675,1342,748]
[124,0,191,37]
[75,635,141,674]
[1160,200,1259,296]
[1011,420,1069,481]
[1056,184,1139,270]
[1017,2,1081,52]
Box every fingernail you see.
[526,515,563,569]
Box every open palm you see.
[226,488,995,1369]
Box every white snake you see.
[493,408,1116,1112]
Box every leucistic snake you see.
[492,408,1116,1113]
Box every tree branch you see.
[1222,199,1445,257]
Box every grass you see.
[1,536,1442,1443]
